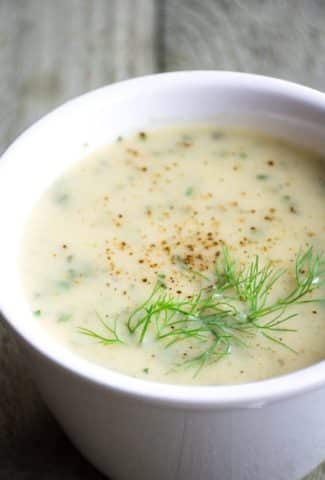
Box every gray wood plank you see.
[163,0,325,91]
[0,1,157,478]
[0,0,158,155]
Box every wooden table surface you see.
[1,1,325,478]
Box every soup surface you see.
[21,125,325,385]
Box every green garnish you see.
[143,368,149,374]
[78,312,123,346]
[56,193,70,204]
[256,174,269,180]
[79,247,325,374]
[58,312,73,323]
[282,195,291,201]
[57,280,71,291]
[185,186,194,196]
[33,309,42,316]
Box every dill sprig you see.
[78,311,123,345]
[79,246,325,374]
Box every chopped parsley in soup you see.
[20,125,325,385]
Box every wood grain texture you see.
[163,0,325,91]
[0,0,158,155]
[0,1,157,478]
[0,0,325,478]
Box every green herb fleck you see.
[256,174,269,181]
[182,133,193,142]
[157,272,167,288]
[143,368,149,374]
[33,309,42,317]
[185,186,194,196]
[57,280,71,291]
[79,312,123,345]
[58,313,72,323]
[54,192,70,205]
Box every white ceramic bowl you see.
[1,72,325,480]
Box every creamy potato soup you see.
[21,125,325,385]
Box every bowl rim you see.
[1,70,325,410]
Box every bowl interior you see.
[1,71,325,408]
